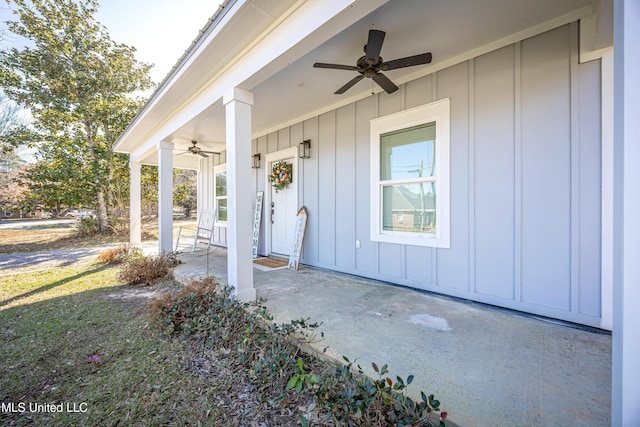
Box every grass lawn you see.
[0,218,195,254]
[1,224,446,427]
[0,263,225,426]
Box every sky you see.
[0,0,219,161]
[95,0,218,84]
[0,0,219,84]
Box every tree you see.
[0,151,28,214]
[141,165,158,217]
[21,140,93,210]
[174,169,197,218]
[0,0,153,231]
[0,90,28,154]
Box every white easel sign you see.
[288,206,308,270]
[252,191,264,259]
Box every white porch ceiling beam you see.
[129,138,199,170]
[130,140,158,163]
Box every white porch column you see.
[158,141,174,253]
[223,87,256,301]
[612,1,640,425]
[129,159,142,247]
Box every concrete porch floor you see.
[173,248,612,427]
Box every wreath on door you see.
[268,160,293,191]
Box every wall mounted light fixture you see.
[252,153,261,169]
[299,139,311,159]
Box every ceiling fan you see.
[313,29,432,95]
[177,140,220,158]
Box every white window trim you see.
[370,99,451,248]
[213,163,227,227]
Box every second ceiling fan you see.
[178,140,220,158]
[313,29,432,95]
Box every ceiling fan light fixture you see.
[313,29,432,95]
[176,140,221,158]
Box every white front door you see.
[265,147,298,256]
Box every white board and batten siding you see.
[201,23,605,328]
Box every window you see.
[370,99,450,248]
[214,164,227,224]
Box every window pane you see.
[380,123,436,180]
[382,183,436,233]
[217,198,227,222]
[215,171,227,197]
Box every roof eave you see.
[114,0,237,154]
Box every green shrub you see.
[312,357,446,427]
[149,277,325,414]
[76,216,99,235]
[150,276,229,335]
[106,214,129,236]
[118,251,178,286]
[148,276,448,426]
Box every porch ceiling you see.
[248,0,597,136]
[128,0,606,163]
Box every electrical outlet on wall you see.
[355,240,361,249]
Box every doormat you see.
[253,257,288,270]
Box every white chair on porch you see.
[174,209,217,252]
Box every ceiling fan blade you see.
[365,29,385,65]
[313,62,359,71]
[335,74,365,94]
[382,53,432,71]
[176,151,189,156]
[372,72,399,94]
[197,152,209,158]
[201,151,221,155]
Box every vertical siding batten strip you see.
[375,92,380,275]
[300,122,305,205]
[311,116,320,263]
[600,49,614,329]
[317,117,321,263]
[354,95,377,273]
[569,21,581,314]
[276,127,287,151]
[468,58,477,294]
[432,72,438,287]
[334,104,356,269]
[373,93,378,274]
[514,41,523,303]
[352,101,357,270]
[352,103,357,269]
[333,109,338,266]
[336,108,340,266]
[400,83,407,280]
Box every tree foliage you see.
[174,169,197,218]
[141,164,158,216]
[0,0,153,230]
[0,151,29,213]
[0,90,28,154]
